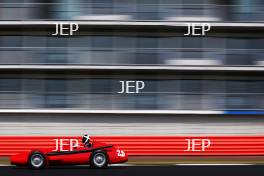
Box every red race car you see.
[10,135,128,169]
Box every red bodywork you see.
[10,140,128,167]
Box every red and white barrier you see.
[0,136,263,156]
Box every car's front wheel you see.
[90,150,108,168]
[28,151,46,169]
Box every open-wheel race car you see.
[10,135,128,169]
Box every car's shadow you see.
[6,165,131,176]
[12,165,126,170]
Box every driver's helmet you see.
[82,134,90,145]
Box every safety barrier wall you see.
[0,136,264,156]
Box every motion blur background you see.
[0,0,264,135]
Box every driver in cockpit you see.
[82,134,92,148]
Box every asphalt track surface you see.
[0,165,263,176]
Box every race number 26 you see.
[117,149,125,157]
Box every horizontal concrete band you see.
[0,113,264,136]
[1,136,264,156]
[0,109,223,114]
[0,65,263,72]
[0,21,263,28]
[0,109,262,115]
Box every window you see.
[225,81,251,109]
[45,79,67,108]
[0,79,21,92]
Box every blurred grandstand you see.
[0,0,263,135]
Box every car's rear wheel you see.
[28,151,46,169]
[90,151,108,168]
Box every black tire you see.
[28,151,46,169]
[90,150,108,168]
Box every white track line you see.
[0,163,256,167]
[175,163,254,166]
[110,164,134,166]
[0,164,13,166]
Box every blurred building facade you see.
[0,0,263,116]
[1,0,264,21]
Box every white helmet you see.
[82,134,90,145]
